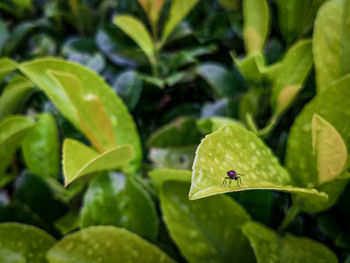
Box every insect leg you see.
[221,178,227,187]
[228,179,232,187]
[238,177,242,186]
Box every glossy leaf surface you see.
[22,113,59,179]
[63,139,133,186]
[190,124,326,200]
[286,75,350,211]
[160,180,254,263]
[0,223,55,263]
[81,172,158,241]
[242,221,338,263]
[313,0,350,92]
[47,226,175,263]
[20,58,142,169]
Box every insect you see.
[221,170,245,187]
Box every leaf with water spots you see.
[81,172,158,241]
[242,221,338,263]
[46,226,175,263]
[160,179,255,263]
[286,74,350,212]
[0,223,55,263]
[20,58,142,170]
[312,114,347,185]
[190,123,327,200]
[63,139,134,186]
[22,113,59,179]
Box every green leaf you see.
[22,113,59,179]
[160,179,255,263]
[275,0,326,44]
[113,70,143,111]
[196,63,237,98]
[149,146,196,170]
[48,70,116,152]
[147,117,201,148]
[149,168,191,191]
[242,221,338,263]
[148,118,201,170]
[138,0,165,23]
[0,116,34,175]
[161,0,200,42]
[81,172,158,241]
[190,124,327,200]
[286,74,350,211]
[312,114,347,185]
[234,52,265,83]
[46,226,175,263]
[63,139,134,186]
[0,75,33,121]
[243,0,269,54]
[197,117,244,134]
[218,0,240,10]
[270,39,313,115]
[20,58,142,170]
[313,0,350,92]
[0,222,55,263]
[0,58,18,83]
[114,15,154,60]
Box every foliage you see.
[0,0,349,262]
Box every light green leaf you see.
[313,0,350,92]
[81,172,158,241]
[0,222,55,263]
[20,58,142,170]
[242,221,338,263]
[22,113,59,179]
[63,139,134,186]
[162,0,200,42]
[275,0,326,44]
[234,52,265,83]
[46,226,175,263]
[0,58,18,83]
[0,116,34,175]
[243,0,269,54]
[48,70,116,152]
[312,114,347,185]
[190,124,327,200]
[160,179,255,263]
[114,15,154,60]
[270,39,313,115]
[286,75,350,212]
[0,75,33,121]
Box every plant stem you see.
[150,19,159,77]
[277,198,303,233]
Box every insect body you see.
[221,170,244,187]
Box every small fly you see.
[221,170,244,187]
